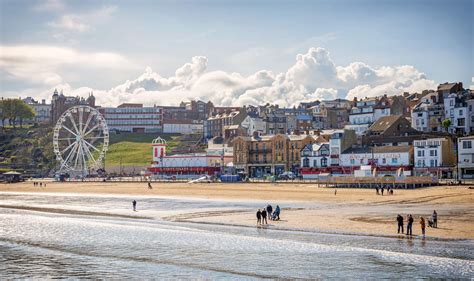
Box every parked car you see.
[278,172,296,180]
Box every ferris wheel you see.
[53,105,109,176]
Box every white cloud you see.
[0,45,132,86]
[47,5,117,41]
[49,15,90,32]
[34,0,64,12]
[3,47,437,107]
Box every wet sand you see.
[1,181,473,239]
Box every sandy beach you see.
[1,181,473,240]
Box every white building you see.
[340,146,412,175]
[300,142,330,179]
[458,136,474,179]
[23,97,51,124]
[241,115,266,136]
[100,103,162,133]
[443,92,473,135]
[413,138,455,178]
[346,97,391,135]
[163,120,203,134]
[148,137,221,178]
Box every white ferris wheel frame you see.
[53,105,109,176]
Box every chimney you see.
[42,99,46,104]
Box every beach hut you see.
[3,171,23,183]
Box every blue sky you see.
[0,0,472,106]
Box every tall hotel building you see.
[99,103,163,133]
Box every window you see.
[350,159,355,165]
[417,160,422,167]
[430,159,436,167]
[303,158,309,168]
[392,158,398,164]
[430,150,437,157]
[313,160,318,167]
[458,118,465,126]
[459,110,463,116]
[463,141,472,149]
[417,150,424,157]
[321,158,328,167]
[450,100,454,106]
[382,158,386,164]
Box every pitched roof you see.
[368,115,403,132]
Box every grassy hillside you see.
[0,126,56,176]
[105,133,179,166]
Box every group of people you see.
[396,210,438,238]
[33,181,46,187]
[256,204,280,225]
[376,186,393,196]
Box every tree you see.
[0,99,35,128]
[17,102,35,128]
[442,118,451,133]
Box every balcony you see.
[249,160,271,164]
[249,149,273,153]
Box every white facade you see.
[300,143,330,168]
[458,136,474,179]
[163,122,203,134]
[102,105,162,133]
[241,116,266,136]
[444,93,472,135]
[414,139,443,168]
[344,124,370,135]
[348,102,390,135]
[339,149,411,167]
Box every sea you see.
[0,192,472,279]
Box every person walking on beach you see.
[40,182,42,188]
[406,214,414,236]
[256,209,262,225]
[266,205,273,220]
[420,217,426,238]
[432,210,438,228]
[375,187,379,195]
[397,214,404,234]
[148,182,153,189]
[381,187,384,196]
[274,205,281,220]
[261,209,267,224]
[132,200,137,211]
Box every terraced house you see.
[232,133,322,177]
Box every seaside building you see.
[443,90,473,135]
[204,109,247,139]
[147,136,225,178]
[413,138,456,178]
[99,103,163,133]
[232,133,321,177]
[362,115,421,146]
[345,96,391,135]
[22,97,51,124]
[240,114,267,137]
[51,89,96,123]
[411,92,445,132]
[162,119,203,134]
[458,135,474,179]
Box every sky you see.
[0,0,472,106]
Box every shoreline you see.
[1,182,473,240]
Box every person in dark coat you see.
[266,205,273,219]
[261,209,267,224]
[397,214,404,234]
[256,209,262,225]
[132,200,137,211]
[407,214,414,236]
[432,210,438,228]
